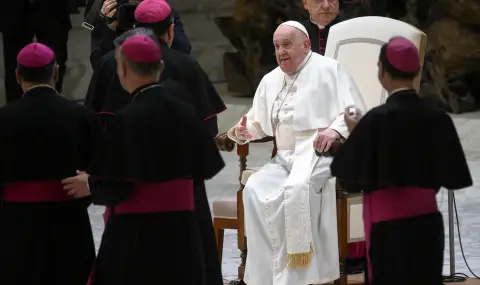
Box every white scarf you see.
[273,53,317,268]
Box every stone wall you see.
[200,0,480,112]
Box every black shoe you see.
[346,258,365,275]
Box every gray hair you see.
[114,28,163,77]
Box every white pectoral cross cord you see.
[272,52,312,131]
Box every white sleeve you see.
[227,79,268,144]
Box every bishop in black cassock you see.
[86,32,224,285]
[331,37,473,285]
[0,43,99,285]
[82,1,226,284]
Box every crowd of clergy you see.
[0,0,473,285]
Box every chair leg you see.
[214,223,225,263]
[334,274,347,285]
[335,195,348,285]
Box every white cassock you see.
[228,50,366,285]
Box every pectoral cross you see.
[273,117,280,126]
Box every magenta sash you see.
[363,187,438,282]
[3,181,73,202]
[102,179,194,223]
[115,180,194,214]
[89,179,194,285]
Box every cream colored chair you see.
[324,15,427,284]
[325,16,427,109]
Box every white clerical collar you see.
[23,84,58,97]
[28,84,56,91]
[286,51,312,80]
[389,87,412,95]
[310,17,325,29]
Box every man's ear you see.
[15,69,21,86]
[52,64,59,84]
[119,57,132,80]
[159,60,164,74]
[168,24,174,40]
[302,0,308,10]
[305,38,311,50]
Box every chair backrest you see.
[325,16,427,243]
[324,16,427,111]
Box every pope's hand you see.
[234,116,253,141]
[61,170,91,198]
[313,128,340,153]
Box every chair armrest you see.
[251,136,274,143]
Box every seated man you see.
[227,20,365,285]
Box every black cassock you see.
[85,43,226,136]
[85,44,226,285]
[0,86,101,284]
[331,90,472,285]
[303,16,343,55]
[87,83,225,285]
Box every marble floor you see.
[0,9,479,283]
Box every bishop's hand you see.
[234,116,253,141]
[344,106,363,133]
[61,170,91,198]
[313,128,340,153]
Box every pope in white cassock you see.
[227,21,366,285]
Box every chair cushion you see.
[212,195,237,219]
[240,167,261,186]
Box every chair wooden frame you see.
[215,134,353,285]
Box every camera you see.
[116,0,137,31]
[101,0,138,31]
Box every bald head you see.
[273,24,311,75]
